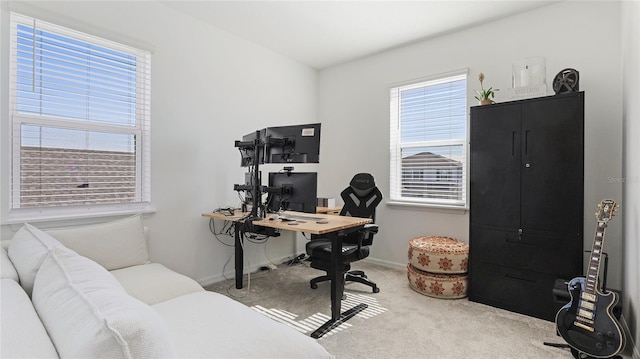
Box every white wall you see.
[621,0,640,356]
[318,1,625,289]
[0,1,318,284]
[0,1,631,306]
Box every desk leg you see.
[234,221,243,289]
[329,231,342,320]
[310,231,368,339]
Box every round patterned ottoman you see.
[407,264,468,299]
[407,236,469,274]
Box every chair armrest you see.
[362,224,378,241]
[351,224,378,259]
[363,223,379,233]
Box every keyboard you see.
[279,214,325,221]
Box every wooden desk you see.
[316,206,342,215]
[202,210,372,338]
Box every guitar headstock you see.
[596,199,619,222]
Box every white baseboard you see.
[363,257,406,271]
[196,254,301,287]
[197,273,228,288]
[199,254,408,287]
[621,314,640,359]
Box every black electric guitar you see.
[555,199,625,358]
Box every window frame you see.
[389,70,468,210]
[5,12,153,223]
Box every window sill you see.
[386,201,468,215]
[2,204,156,226]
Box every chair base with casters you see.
[309,265,380,293]
[345,270,380,293]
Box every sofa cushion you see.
[152,291,332,358]
[111,263,204,305]
[1,247,19,282]
[1,279,59,358]
[45,214,148,271]
[32,248,176,359]
[7,223,70,296]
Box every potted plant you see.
[474,73,498,105]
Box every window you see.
[389,71,467,208]
[8,13,151,221]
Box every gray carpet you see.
[205,261,628,359]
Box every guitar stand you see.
[542,342,622,359]
[544,252,622,359]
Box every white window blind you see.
[8,13,151,220]
[390,71,467,208]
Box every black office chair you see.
[306,173,383,293]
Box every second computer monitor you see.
[267,172,317,214]
[263,123,321,164]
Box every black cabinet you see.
[469,92,584,321]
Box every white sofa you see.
[0,214,332,359]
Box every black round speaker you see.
[553,68,580,94]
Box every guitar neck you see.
[584,220,607,295]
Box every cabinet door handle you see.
[524,130,531,155]
[504,229,526,243]
[505,273,536,283]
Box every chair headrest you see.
[349,173,376,197]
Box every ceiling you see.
[161,1,557,70]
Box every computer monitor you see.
[243,171,261,208]
[263,123,321,164]
[266,171,318,213]
[236,130,263,167]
